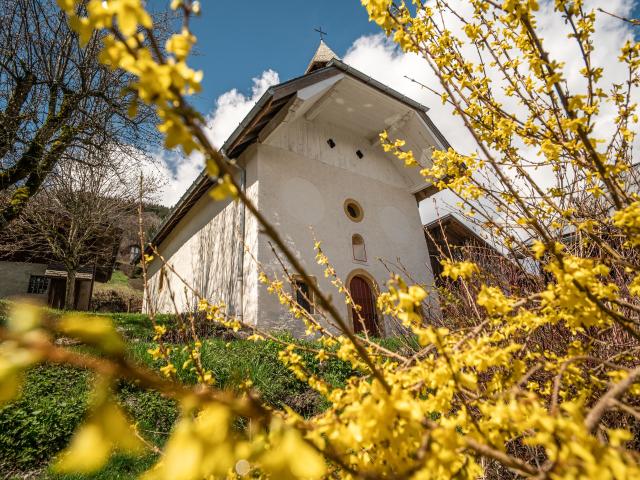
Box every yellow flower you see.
[441,259,479,281]
[160,363,177,377]
[166,28,197,61]
[210,175,238,201]
[153,325,167,337]
[476,285,514,316]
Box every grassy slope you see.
[0,310,355,479]
[92,271,143,306]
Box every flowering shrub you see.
[1,0,640,478]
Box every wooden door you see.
[47,278,66,310]
[349,275,379,336]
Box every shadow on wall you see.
[190,202,241,312]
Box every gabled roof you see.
[305,40,340,74]
[222,58,449,159]
[147,60,452,253]
[424,214,491,249]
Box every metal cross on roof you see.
[314,27,327,41]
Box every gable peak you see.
[305,40,340,74]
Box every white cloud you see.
[343,0,636,226]
[153,69,280,207]
[154,0,635,224]
[203,69,280,148]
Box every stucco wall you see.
[145,150,260,325]
[145,115,436,337]
[0,261,48,302]
[255,117,435,335]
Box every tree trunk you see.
[65,269,76,310]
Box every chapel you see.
[144,41,451,336]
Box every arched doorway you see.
[349,275,380,336]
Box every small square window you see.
[293,278,314,314]
[28,275,49,295]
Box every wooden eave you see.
[424,214,492,251]
[225,95,295,159]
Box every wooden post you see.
[87,263,96,311]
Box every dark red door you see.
[350,275,379,336]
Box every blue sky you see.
[185,1,379,113]
[184,0,640,114]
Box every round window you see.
[344,199,364,222]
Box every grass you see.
[107,270,131,287]
[0,308,357,479]
[40,455,159,480]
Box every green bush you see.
[115,383,178,446]
[0,365,178,477]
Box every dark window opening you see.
[327,138,336,148]
[344,199,363,222]
[129,245,141,263]
[356,149,364,159]
[294,279,313,314]
[352,234,367,262]
[28,275,49,295]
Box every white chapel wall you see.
[255,117,436,335]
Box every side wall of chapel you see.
[144,147,261,327]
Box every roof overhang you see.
[424,214,489,248]
[222,59,450,159]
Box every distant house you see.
[0,255,118,310]
[114,205,168,276]
[0,228,121,311]
[426,214,542,299]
